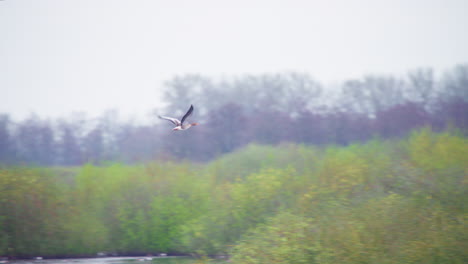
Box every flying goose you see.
[159,104,199,131]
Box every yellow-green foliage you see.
[317,146,370,195]
[408,128,467,171]
[231,212,315,264]
[306,194,466,264]
[178,168,300,255]
[206,143,319,182]
[0,128,466,262]
[0,167,69,256]
[231,129,467,264]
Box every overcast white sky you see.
[1,0,467,121]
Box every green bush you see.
[0,128,466,262]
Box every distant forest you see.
[1,64,467,165]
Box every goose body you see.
[159,105,198,131]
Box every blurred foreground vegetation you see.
[0,128,467,263]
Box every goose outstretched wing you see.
[180,105,194,125]
[158,115,181,126]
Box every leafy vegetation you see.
[0,128,466,263]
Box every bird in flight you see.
[159,104,199,131]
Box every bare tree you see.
[57,121,82,166]
[281,72,322,116]
[0,114,14,164]
[82,128,104,164]
[341,75,405,115]
[441,64,468,102]
[203,103,248,155]
[162,75,211,117]
[406,68,435,110]
[14,115,56,165]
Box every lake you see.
[4,256,228,264]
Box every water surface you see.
[6,256,216,264]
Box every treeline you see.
[1,64,467,164]
[0,128,466,263]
